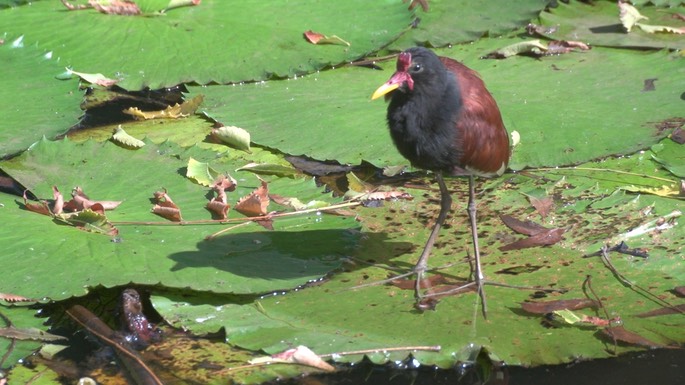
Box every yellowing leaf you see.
[186,157,222,187]
[236,162,298,177]
[484,39,548,58]
[123,95,203,120]
[211,125,251,152]
[635,23,685,34]
[553,309,583,324]
[112,125,145,148]
[619,1,648,32]
[620,184,683,199]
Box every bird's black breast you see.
[386,73,463,172]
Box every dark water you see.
[269,348,684,385]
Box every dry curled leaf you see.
[52,186,65,214]
[547,40,591,55]
[251,345,335,372]
[619,1,684,34]
[206,176,235,220]
[235,180,270,217]
[619,1,648,32]
[521,298,599,314]
[61,0,141,15]
[151,189,182,222]
[303,30,350,47]
[22,189,53,216]
[211,125,251,152]
[112,125,145,148]
[66,68,118,87]
[65,186,122,212]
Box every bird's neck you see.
[402,73,462,133]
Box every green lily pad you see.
[0,0,412,90]
[190,41,683,171]
[0,138,359,301]
[0,37,81,158]
[538,0,685,49]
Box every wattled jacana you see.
[371,47,510,315]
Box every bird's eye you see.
[411,63,422,73]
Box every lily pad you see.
[0,0,412,90]
[190,41,683,171]
[538,0,685,49]
[0,37,81,158]
[0,138,359,301]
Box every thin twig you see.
[112,201,362,226]
[527,166,677,184]
[205,221,254,241]
[599,246,684,315]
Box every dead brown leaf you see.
[303,30,350,47]
[601,326,672,349]
[236,180,270,217]
[499,214,565,251]
[65,186,122,212]
[521,298,599,314]
[206,177,235,220]
[22,190,53,216]
[528,195,553,219]
[635,303,685,318]
[61,0,141,15]
[151,190,182,222]
[547,40,591,54]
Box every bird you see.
[371,47,510,316]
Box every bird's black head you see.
[371,47,449,100]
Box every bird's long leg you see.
[467,174,488,318]
[413,171,452,300]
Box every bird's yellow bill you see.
[371,82,399,100]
